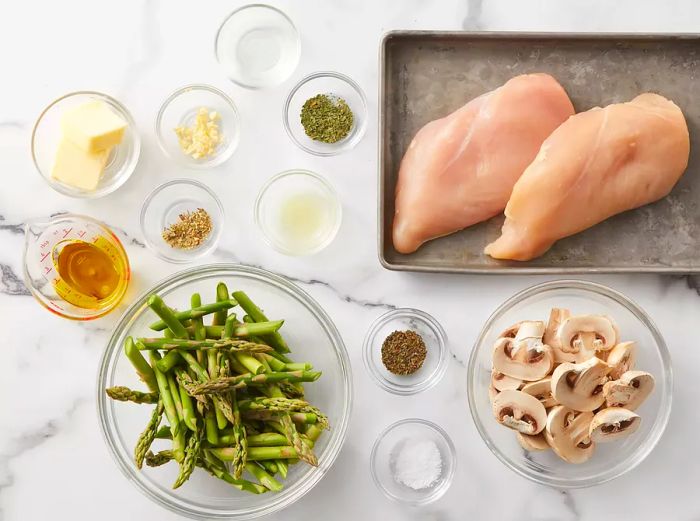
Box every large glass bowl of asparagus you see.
[97,264,352,519]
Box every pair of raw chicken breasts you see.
[392,73,690,260]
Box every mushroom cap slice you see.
[517,432,549,451]
[556,315,618,363]
[491,369,523,392]
[545,405,595,464]
[492,328,554,382]
[589,407,641,443]
[603,370,655,410]
[606,341,637,380]
[544,308,571,361]
[521,377,558,408]
[551,357,611,412]
[492,390,547,435]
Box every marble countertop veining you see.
[2,0,700,519]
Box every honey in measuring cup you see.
[53,238,127,308]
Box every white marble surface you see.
[2,0,700,519]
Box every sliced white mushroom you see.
[521,377,558,408]
[492,390,547,435]
[606,341,637,379]
[517,432,550,451]
[556,315,618,363]
[491,369,523,392]
[544,308,571,361]
[551,357,611,411]
[589,407,641,442]
[544,405,595,464]
[603,370,655,410]
[492,322,554,382]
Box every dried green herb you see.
[381,330,427,376]
[300,94,354,144]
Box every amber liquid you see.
[55,241,123,306]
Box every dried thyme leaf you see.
[162,208,212,250]
[300,94,354,144]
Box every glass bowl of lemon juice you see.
[254,169,342,256]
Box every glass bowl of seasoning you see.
[215,4,300,89]
[283,71,367,156]
[370,418,456,506]
[140,179,224,263]
[155,84,240,169]
[362,308,448,395]
[254,169,342,256]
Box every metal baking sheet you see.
[379,31,700,274]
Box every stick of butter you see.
[61,100,127,152]
[51,138,112,191]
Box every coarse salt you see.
[392,438,442,490]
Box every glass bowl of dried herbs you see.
[362,308,448,395]
[140,179,224,263]
[283,71,367,156]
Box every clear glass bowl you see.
[370,418,456,505]
[97,264,353,519]
[140,179,224,263]
[155,85,240,169]
[31,91,140,198]
[284,72,367,156]
[254,169,342,256]
[363,308,448,395]
[467,279,672,488]
[215,4,300,89]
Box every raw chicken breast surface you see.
[392,73,574,254]
[484,93,690,261]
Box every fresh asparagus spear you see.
[188,371,322,395]
[211,283,230,326]
[148,299,238,331]
[245,462,283,492]
[233,291,290,353]
[179,381,198,432]
[147,295,189,339]
[243,411,320,425]
[259,460,279,475]
[124,337,158,392]
[134,400,164,469]
[225,315,265,375]
[211,446,299,461]
[155,351,182,373]
[280,413,318,466]
[167,372,185,422]
[173,429,202,489]
[106,386,159,404]
[190,294,206,367]
[257,353,286,372]
[275,459,288,479]
[150,352,186,462]
[137,338,273,353]
[145,450,173,467]
[185,320,285,339]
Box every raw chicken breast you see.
[392,73,575,254]
[484,93,690,261]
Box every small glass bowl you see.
[155,84,240,169]
[363,308,448,395]
[371,419,456,505]
[468,279,673,488]
[254,169,342,256]
[284,72,367,156]
[215,4,300,89]
[140,179,224,263]
[31,91,140,198]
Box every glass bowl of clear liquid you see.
[254,170,342,256]
[215,4,301,89]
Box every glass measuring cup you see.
[23,214,130,320]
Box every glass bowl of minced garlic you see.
[156,84,240,169]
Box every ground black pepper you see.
[381,330,427,375]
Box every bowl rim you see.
[362,307,448,395]
[31,90,141,199]
[214,3,301,90]
[466,279,673,489]
[96,263,353,519]
[154,83,240,169]
[283,71,368,156]
[369,417,456,505]
[253,169,342,256]
[139,178,225,263]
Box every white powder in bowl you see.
[392,438,442,490]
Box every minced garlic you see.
[174,107,223,159]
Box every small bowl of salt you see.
[370,418,456,505]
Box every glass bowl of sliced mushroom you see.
[467,280,672,488]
